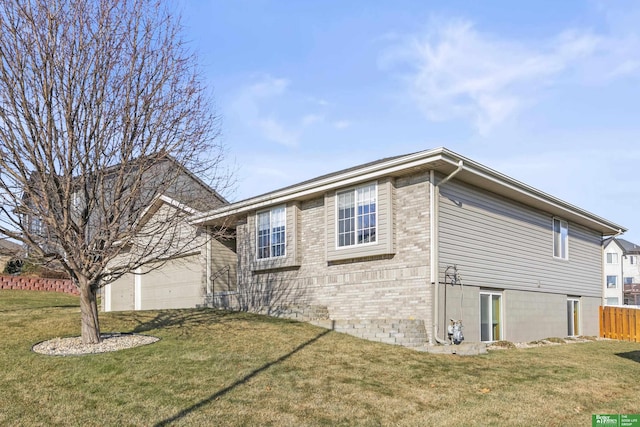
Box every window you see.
[606,297,619,306]
[480,292,502,342]
[337,183,376,248]
[625,277,634,285]
[29,217,45,236]
[567,298,580,336]
[606,253,618,264]
[552,218,568,259]
[607,275,618,289]
[256,206,286,259]
[630,256,636,265]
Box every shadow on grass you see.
[616,350,640,363]
[114,308,298,336]
[153,328,332,426]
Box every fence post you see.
[599,306,604,338]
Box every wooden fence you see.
[599,306,640,342]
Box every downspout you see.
[430,160,464,345]
[206,225,212,296]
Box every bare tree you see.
[0,0,229,343]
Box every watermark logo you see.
[593,414,640,427]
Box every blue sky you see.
[178,0,640,243]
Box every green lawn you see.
[2,290,640,426]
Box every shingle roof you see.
[616,238,640,253]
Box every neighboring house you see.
[21,157,236,311]
[603,237,640,306]
[191,147,625,346]
[102,160,237,312]
[103,194,237,312]
[0,238,23,272]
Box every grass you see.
[2,290,640,426]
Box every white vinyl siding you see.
[439,180,602,297]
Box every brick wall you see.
[0,275,78,295]
[235,171,434,348]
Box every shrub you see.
[3,258,23,275]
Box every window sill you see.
[251,257,301,272]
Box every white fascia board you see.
[191,147,626,235]
[190,148,448,224]
[439,152,626,235]
[157,194,199,215]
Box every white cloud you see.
[232,75,349,146]
[333,120,351,129]
[301,114,324,126]
[255,118,300,147]
[231,76,301,146]
[380,15,640,135]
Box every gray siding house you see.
[96,160,237,312]
[192,148,625,346]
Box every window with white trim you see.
[567,298,580,336]
[337,183,377,247]
[630,256,636,265]
[607,275,617,289]
[480,292,502,342]
[624,277,633,285]
[256,206,286,259]
[29,217,45,236]
[552,218,568,259]
[606,253,618,264]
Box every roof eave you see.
[191,147,626,235]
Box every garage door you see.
[108,274,135,311]
[140,254,204,310]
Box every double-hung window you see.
[552,218,568,259]
[257,206,286,259]
[606,253,618,264]
[607,275,618,289]
[337,183,376,248]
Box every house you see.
[20,156,237,312]
[191,147,625,347]
[101,160,237,312]
[603,237,640,306]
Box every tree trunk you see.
[78,277,101,344]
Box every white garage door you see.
[139,254,204,310]
[108,275,135,311]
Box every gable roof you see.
[604,237,640,254]
[191,147,626,236]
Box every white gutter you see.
[430,160,464,345]
[191,150,448,224]
[192,147,625,236]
